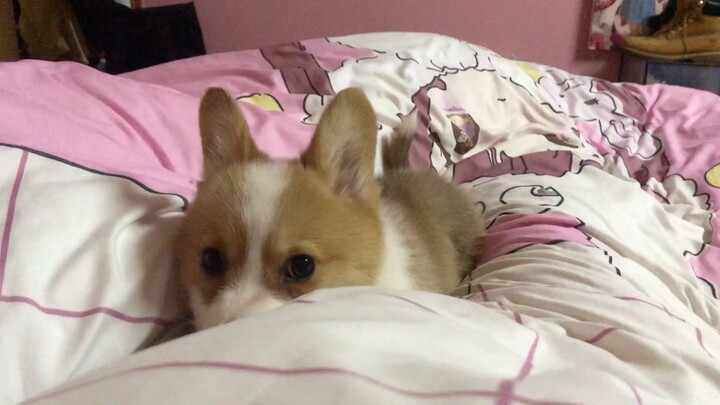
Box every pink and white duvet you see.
[1,32,719,404]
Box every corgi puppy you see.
[175,87,482,330]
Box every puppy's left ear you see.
[198,87,265,179]
[301,88,379,204]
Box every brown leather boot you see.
[623,0,720,61]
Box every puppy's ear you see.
[301,88,379,204]
[199,87,265,178]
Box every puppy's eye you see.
[201,247,225,276]
[284,255,315,282]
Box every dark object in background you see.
[68,1,205,74]
[648,0,677,33]
[621,52,720,95]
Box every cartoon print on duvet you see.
[252,35,542,172]
[298,34,612,178]
[405,53,667,188]
[437,59,667,184]
[298,34,500,174]
[454,152,616,273]
[518,67,662,161]
[469,170,715,299]
[479,212,624,277]
[213,39,376,158]
[279,34,719,297]
[230,39,373,113]
[483,64,719,298]
[561,79,720,297]
[396,58,597,177]
[300,33,498,128]
[451,129,715,298]
[294,33,670,195]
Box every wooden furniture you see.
[0,0,19,61]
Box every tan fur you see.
[270,169,383,298]
[177,170,248,304]
[380,115,482,292]
[198,88,265,175]
[301,88,380,205]
[175,88,385,308]
[175,87,483,326]
[381,112,415,173]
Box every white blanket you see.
[1,32,718,404]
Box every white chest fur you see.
[375,203,416,290]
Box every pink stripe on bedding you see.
[613,296,685,322]
[696,328,715,359]
[0,295,170,326]
[0,151,28,295]
[584,327,620,344]
[381,293,442,315]
[628,382,644,405]
[27,360,581,405]
[496,332,541,405]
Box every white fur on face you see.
[190,286,287,330]
[192,161,292,330]
[375,203,415,290]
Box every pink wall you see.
[144,0,620,81]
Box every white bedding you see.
[25,284,719,404]
[1,32,719,404]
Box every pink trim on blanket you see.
[628,382,644,405]
[516,335,539,380]
[496,333,540,405]
[382,294,441,315]
[496,381,515,405]
[27,360,582,405]
[0,295,170,326]
[0,150,28,295]
[696,328,715,359]
[584,327,620,344]
[614,296,685,322]
[497,301,523,325]
[474,282,490,302]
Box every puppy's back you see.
[379,119,481,293]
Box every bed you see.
[2,32,719,404]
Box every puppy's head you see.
[176,87,383,329]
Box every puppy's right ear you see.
[199,87,265,178]
[301,88,379,204]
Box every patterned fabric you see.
[1,32,719,404]
[590,0,671,50]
